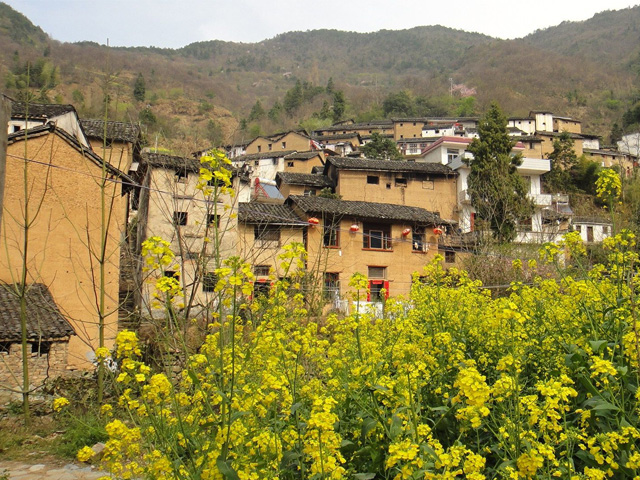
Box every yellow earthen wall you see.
[1,134,124,369]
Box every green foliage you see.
[544,132,578,193]
[570,157,601,195]
[133,73,146,102]
[467,103,534,243]
[72,89,85,106]
[248,99,265,121]
[455,96,476,116]
[55,412,107,459]
[326,76,335,94]
[332,90,346,123]
[382,90,414,117]
[609,122,623,144]
[268,101,283,123]
[622,102,640,129]
[5,57,59,102]
[361,131,402,160]
[139,107,157,126]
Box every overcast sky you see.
[4,1,639,49]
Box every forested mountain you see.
[1,2,639,154]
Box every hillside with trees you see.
[0,3,639,153]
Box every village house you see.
[0,284,75,404]
[134,152,248,317]
[323,156,458,222]
[80,119,142,174]
[310,133,361,156]
[282,151,325,173]
[245,130,314,155]
[7,102,89,148]
[237,202,306,295]
[313,120,393,139]
[1,120,132,369]
[286,195,453,306]
[572,217,612,244]
[275,172,334,198]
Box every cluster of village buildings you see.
[1,97,638,400]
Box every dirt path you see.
[0,460,106,480]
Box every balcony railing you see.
[528,193,552,206]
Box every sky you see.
[3,1,639,49]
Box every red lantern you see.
[350,223,359,232]
[402,228,411,236]
[308,217,320,225]
[433,227,443,235]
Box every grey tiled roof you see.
[233,150,297,162]
[288,195,445,225]
[276,172,333,188]
[326,157,456,175]
[311,133,362,142]
[238,202,304,225]
[142,152,201,173]
[0,284,75,341]
[81,119,141,143]
[11,102,76,120]
[283,151,323,160]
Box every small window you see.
[254,280,270,298]
[257,146,262,153]
[164,270,178,279]
[445,251,456,264]
[254,265,271,276]
[255,226,280,246]
[287,161,295,167]
[587,226,594,242]
[422,180,434,190]
[282,141,286,148]
[364,224,391,250]
[520,217,533,232]
[0,342,11,354]
[323,219,339,247]
[368,266,387,279]
[369,280,389,302]
[173,211,188,226]
[603,225,610,236]
[367,175,379,185]
[175,169,188,183]
[254,160,259,166]
[203,272,217,292]
[208,214,219,228]
[386,183,391,189]
[268,143,272,151]
[395,178,407,187]
[412,227,427,252]
[31,341,51,356]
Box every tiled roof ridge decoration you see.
[0,283,76,342]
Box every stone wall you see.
[0,340,69,405]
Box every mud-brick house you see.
[237,202,306,294]
[0,284,75,404]
[275,172,334,198]
[1,123,132,369]
[245,131,313,155]
[287,195,452,305]
[282,151,325,173]
[135,153,249,317]
[313,120,393,139]
[323,157,458,222]
[80,119,142,174]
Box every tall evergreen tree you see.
[361,132,402,160]
[466,103,533,243]
[133,73,146,102]
[544,132,578,193]
[332,90,346,123]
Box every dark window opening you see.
[323,272,340,299]
[363,223,391,250]
[208,214,219,228]
[164,270,178,279]
[31,341,51,356]
[587,226,594,242]
[395,178,407,187]
[254,265,271,277]
[445,250,456,263]
[173,211,188,226]
[367,175,379,185]
[203,272,218,292]
[0,342,11,354]
[253,280,270,298]
[368,279,389,302]
[323,220,339,247]
[175,169,188,183]
[287,161,295,167]
[412,227,427,252]
[254,226,280,247]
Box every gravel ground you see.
[0,461,106,480]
